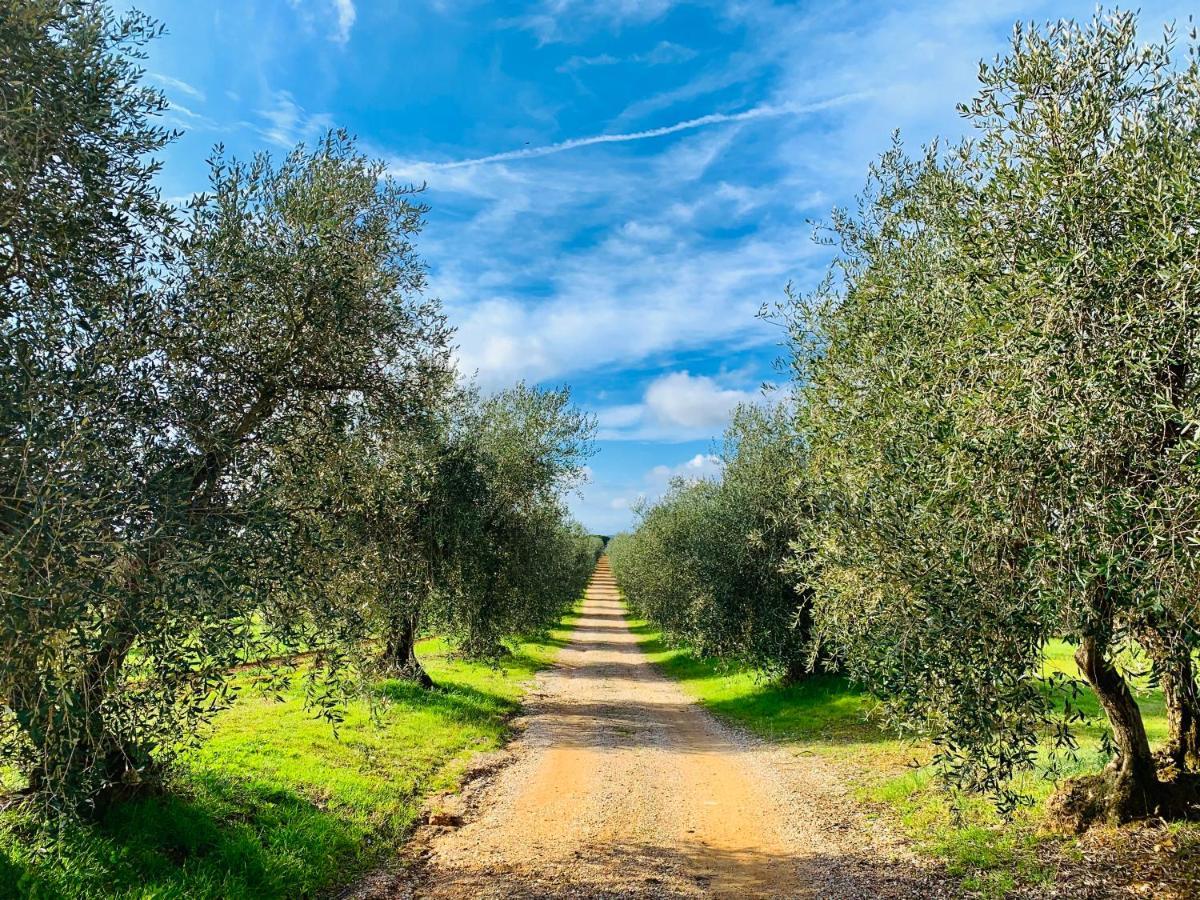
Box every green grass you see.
[627,619,881,747]
[625,613,1177,898]
[0,615,575,900]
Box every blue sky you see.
[128,0,1187,534]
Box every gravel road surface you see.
[354,558,949,899]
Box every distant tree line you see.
[609,10,1200,826]
[608,404,809,680]
[0,0,599,817]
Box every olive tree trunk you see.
[782,656,808,685]
[382,610,433,688]
[1142,631,1200,770]
[1056,635,1165,826]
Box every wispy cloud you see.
[134,0,1192,535]
[405,121,830,392]
[408,92,868,170]
[162,99,220,131]
[557,53,621,73]
[150,73,206,102]
[287,0,356,45]
[255,90,335,148]
[331,0,356,45]
[558,40,697,73]
[514,0,679,44]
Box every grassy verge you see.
[625,614,1189,898]
[0,612,577,900]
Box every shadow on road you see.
[406,839,943,899]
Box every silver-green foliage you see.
[247,376,598,688]
[416,384,598,662]
[1,1,450,813]
[608,403,808,677]
[788,10,1200,819]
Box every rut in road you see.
[387,559,946,899]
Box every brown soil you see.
[348,558,951,898]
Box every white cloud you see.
[406,92,867,170]
[558,41,698,73]
[162,100,219,131]
[401,2,1131,403]
[406,0,1193,533]
[331,0,356,44]
[642,41,697,66]
[595,372,764,442]
[648,452,723,485]
[645,373,756,429]
[619,220,673,242]
[444,236,799,391]
[514,0,678,44]
[567,451,724,535]
[393,119,831,392]
[557,52,622,73]
[596,404,644,430]
[287,0,356,45]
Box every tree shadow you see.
[0,769,382,900]
[375,677,523,725]
[406,837,946,899]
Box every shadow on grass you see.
[0,771,379,900]
[0,627,571,900]
[703,675,893,746]
[524,632,573,652]
[1,676,521,900]
[374,676,528,730]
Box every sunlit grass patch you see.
[0,620,571,900]
[626,615,895,757]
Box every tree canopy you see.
[0,0,597,816]
[612,9,1200,826]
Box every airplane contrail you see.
[416,91,869,170]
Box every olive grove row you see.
[610,10,1200,826]
[1,1,600,816]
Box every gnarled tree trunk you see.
[1141,629,1200,771]
[1052,635,1164,828]
[782,656,808,685]
[382,610,433,688]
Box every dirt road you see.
[369,559,946,899]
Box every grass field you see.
[0,613,577,900]
[625,615,1189,898]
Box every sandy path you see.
[363,559,948,899]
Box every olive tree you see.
[789,10,1200,823]
[0,0,449,813]
[369,383,598,686]
[268,393,449,691]
[2,0,177,813]
[608,402,810,678]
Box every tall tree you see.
[0,0,450,812]
[788,11,1200,823]
[375,384,598,685]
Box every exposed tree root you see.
[1048,766,1200,832]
